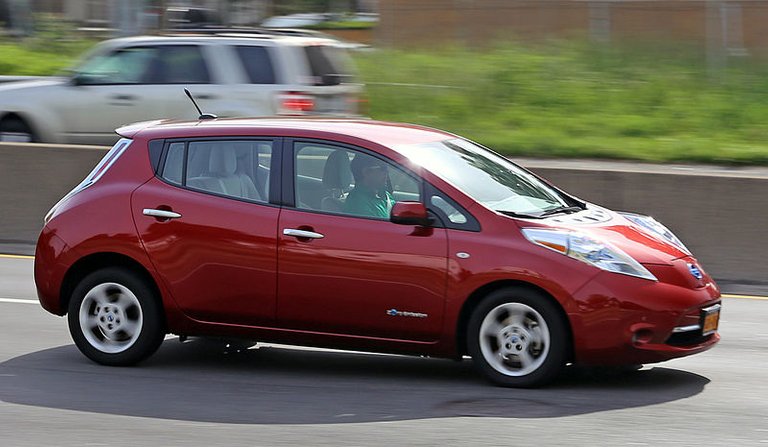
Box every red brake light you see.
[279,92,315,114]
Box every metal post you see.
[706,0,725,77]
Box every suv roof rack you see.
[161,27,335,39]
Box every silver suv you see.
[0,31,363,145]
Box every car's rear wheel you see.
[467,287,568,387]
[0,116,35,142]
[67,268,165,366]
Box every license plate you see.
[701,305,721,336]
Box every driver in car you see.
[344,154,395,218]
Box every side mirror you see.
[70,73,87,86]
[390,201,432,226]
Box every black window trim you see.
[148,139,165,174]
[156,136,283,208]
[424,183,481,232]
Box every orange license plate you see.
[701,305,721,335]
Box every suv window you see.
[294,142,420,220]
[161,140,273,203]
[303,45,353,86]
[76,45,210,85]
[76,47,158,85]
[150,45,211,84]
[235,46,276,84]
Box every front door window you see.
[293,142,420,219]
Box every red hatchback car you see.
[35,118,721,387]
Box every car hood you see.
[0,77,68,95]
[524,206,689,265]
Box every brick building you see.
[377,1,768,57]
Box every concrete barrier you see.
[1,143,765,286]
[0,142,107,247]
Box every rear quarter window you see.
[303,45,354,86]
[235,46,276,84]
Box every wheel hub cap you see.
[79,282,143,354]
[478,302,551,377]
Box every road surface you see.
[1,256,766,446]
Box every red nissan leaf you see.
[34,118,721,387]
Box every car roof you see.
[118,118,456,147]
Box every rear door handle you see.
[196,94,217,100]
[283,228,324,239]
[143,208,182,219]
[111,94,136,101]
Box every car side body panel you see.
[35,119,721,371]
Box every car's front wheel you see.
[0,116,35,142]
[67,268,165,366]
[467,287,568,387]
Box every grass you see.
[307,20,375,30]
[1,36,768,164]
[355,41,768,165]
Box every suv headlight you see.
[619,213,690,255]
[522,228,657,281]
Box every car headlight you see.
[521,228,657,281]
[619,212,690,255]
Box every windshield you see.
[397,139,572,216]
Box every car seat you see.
[208,147,261,200]
[320,150,352,212]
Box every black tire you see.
[0,116,35,142]
[467,286,569,388]
[67,268,165,366]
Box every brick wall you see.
[377,0,768,56]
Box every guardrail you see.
[1,142,765,286]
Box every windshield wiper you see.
[539,205,584,217]
[497,210,542,219]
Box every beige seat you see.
[189,147,261,201]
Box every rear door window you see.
[160,140,274,203]
[147,45,211,84]
[235,46,276,84]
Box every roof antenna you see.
[184,88,217,120]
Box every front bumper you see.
[568,265,721,366]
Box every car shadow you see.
[0,339,710,424]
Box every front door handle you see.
[143,208,182,219]
[283,228,324,239]
[110,94,136,101]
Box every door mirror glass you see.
[390,201,431,226]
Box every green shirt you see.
[344,185,394,218]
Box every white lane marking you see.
[0,298,37,304]
[721,293,768,301]
[0,253,34,260]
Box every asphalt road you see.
[1,256,767,446]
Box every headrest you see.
[210,147,237,175]
[322,150,352,190]
[350,153,387,182]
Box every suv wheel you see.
[68,268,165,366]
[467,287,568,387]
[0,117,35,142]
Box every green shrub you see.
[356,41,768,164]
